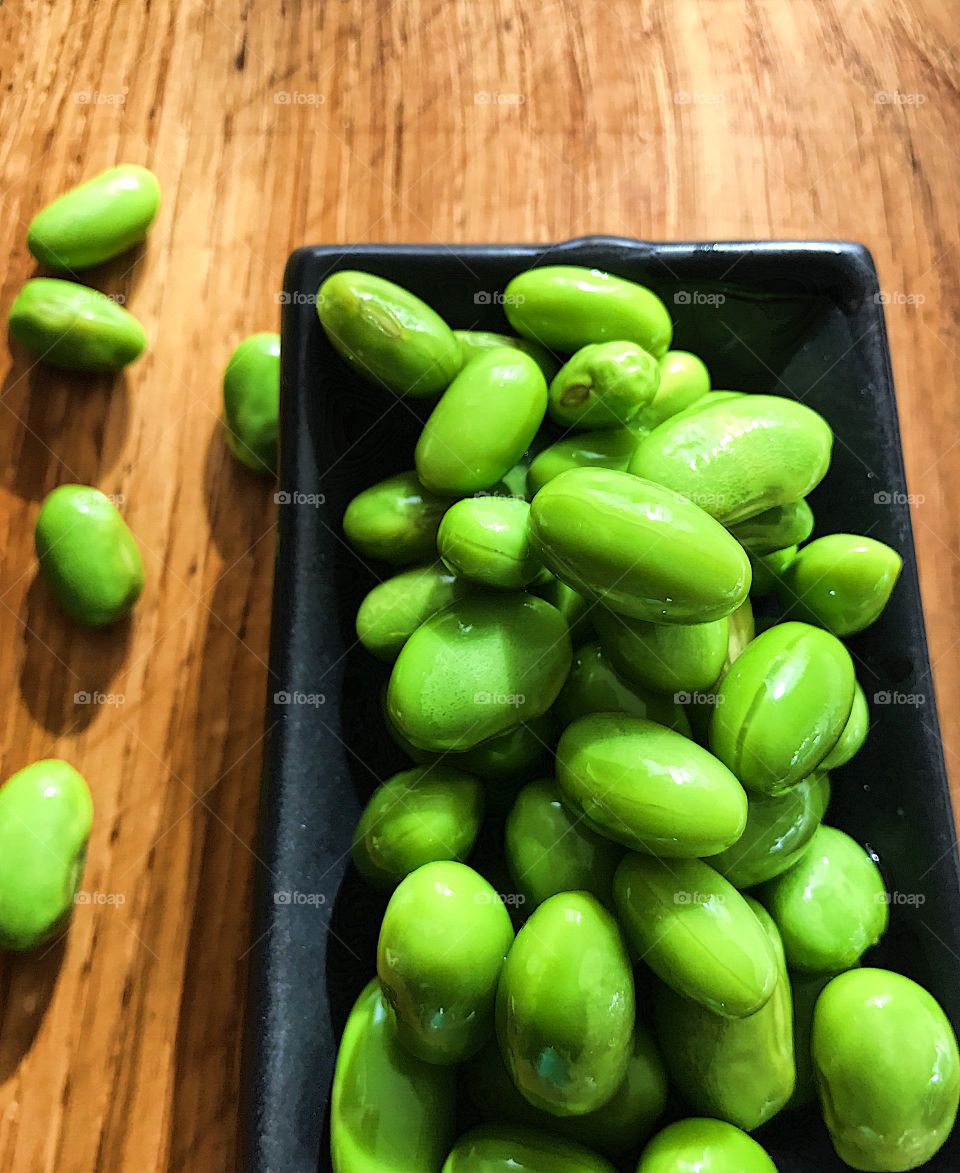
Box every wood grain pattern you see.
[0,0,957,1168]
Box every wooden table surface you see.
[0,0,957,1169]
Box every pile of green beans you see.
[0,167,168,950]
[328,265,958,1173]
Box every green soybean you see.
[710,621,855,794]
[496,891,634,1116]
[222,332,280,475]
[331,978,455,1172]
[630,395,833,524]
[548,342,659,429]
[352,767,484,889]
[813,968,960,1171]
[437,497,541,589]
[455,329,560,381]
[631,350,711,432]
[0,759,93,950]
[707,772,831,889]
[9,278,147,371]
[28,164,161,271]
[388,713,554,792]
[387,593,571,752]
[378,861,514,1064]
[529,468,751,623]
[749,545,797,597]
[790,967,846,1110]
[416,348,548,494]
[614,854,778,1018]
[504,266,673,358]
[343,471,451,565]
[444,716,555,789]
[724,597,756,670]
[505,778,623,909]
[557,714,747,857]
[317,270,462,397]
[658,390,748,429]
[653,898,795,1131]
[557,1028,667,1155]
[594,609,729,695]
[685,603,756,746]
[820,683,869,770]
[527,428,638,496]
[467,1028,668,1158]
[531,578,593,643]
[356,562,469,661]
[36,485,144,626]
[779,533,903,635]
[495,461,532,501]
[442,1125,617,1173]
[637,1118,778,1173]
[552,641,693,735]
[759,825,888,973]
[729,499,814,556]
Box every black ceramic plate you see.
[242,236,960,1173]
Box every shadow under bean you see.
[17,573,133,735]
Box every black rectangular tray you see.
[242,236,960,1173]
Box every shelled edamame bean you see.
[352,767,484,889]
[813,969,960,1170]
[28,164,161,271]
[454,329,560,381]
[629,394,833,524]
[331,979,455,1171]
[637,1118,778,1173]
[465,1027,668,1157]
[547,341,660,429]
[35,485,144,626]
[496,891,634,1115]
[317,270,462,397]
[222,332,280,475]
[325,264,952,1173]
[9,278,148,371]
[378,861,514,1064]
[343,471,451,565]
[779,532,903,634]
[0,760,93,950]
